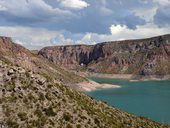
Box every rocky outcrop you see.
[39,34,170,76]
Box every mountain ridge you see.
[38,34,170,79]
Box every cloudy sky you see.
[0,0,170,49]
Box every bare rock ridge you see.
[0,52,169,128]
[38,34,170,77]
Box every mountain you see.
[38,34,170,79]
[0,36,170,127]
[0,36,85,84]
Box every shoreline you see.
[75,71,170,81]
[75,80,121,92]
[70,72,170,92]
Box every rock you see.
[18,68,26,74]
[7,69,15,75]
[36,77,46,85]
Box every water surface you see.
[86,77,170,124]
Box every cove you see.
[86,77,170,124]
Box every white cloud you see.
[132,7,158,22]
[0,26,62,49]
[107,23,170,41]
[0,23,170,50]
[0,4,7,11]
[58,0,89,10]
[99,0,113,16]
[50,34,74,45]
[73,24,170,45]
[153,0,170,6]
[0,0,74,22]
[15,40,26,45]
[76,33,95,44]
[110,25,127,35]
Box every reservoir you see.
[86,77,170,124]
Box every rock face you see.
[0,60,169,128]
[39,34,170,76]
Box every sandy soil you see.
[76,80,121,92]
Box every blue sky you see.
[0,0,170,49]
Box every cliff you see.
[39,34,170,76]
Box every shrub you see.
[27,93,34,101]
[6,82,15,91]
[38,92,45,101]
[17,112,27,121]
[94,118,100,125]
[6,119,19,128]
[23,96,29,104]
[66,124,73,128]
[34,108,43,118]
[76,124,81,128]
[44,106,56,116]
[63,112,72,122]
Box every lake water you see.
[86,77,170,124]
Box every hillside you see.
[0,36,85,84]
[38,34,170,78]
[0,59,169,128]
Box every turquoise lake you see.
[86,77,170,124]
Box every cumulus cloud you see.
[109,24,170,40]
[110,25,127,35]
[0,23,170,50]
[154,6,170,27]
[0,0,74,25]
[68,24,170,45]
[0,0,146,34]
[132,6,157,22]
[52,24,170,47]
[58,0,89,10]
[0,26,62,49]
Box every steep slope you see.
[0,36,85,84]
[0,60,169,128]
[39,34,170,77]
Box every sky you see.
[0,0,170,49]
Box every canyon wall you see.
[38,34,170,75]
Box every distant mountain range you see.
[39,34,170,79]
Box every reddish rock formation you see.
[38,34,170,76]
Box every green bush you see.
[76,124,81,128]
[34,108,43,118]
[17,112,27,121]
[38,92,45,101]
[44,106,56,116]
[63,113,72,122]
[6,119,19,128]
